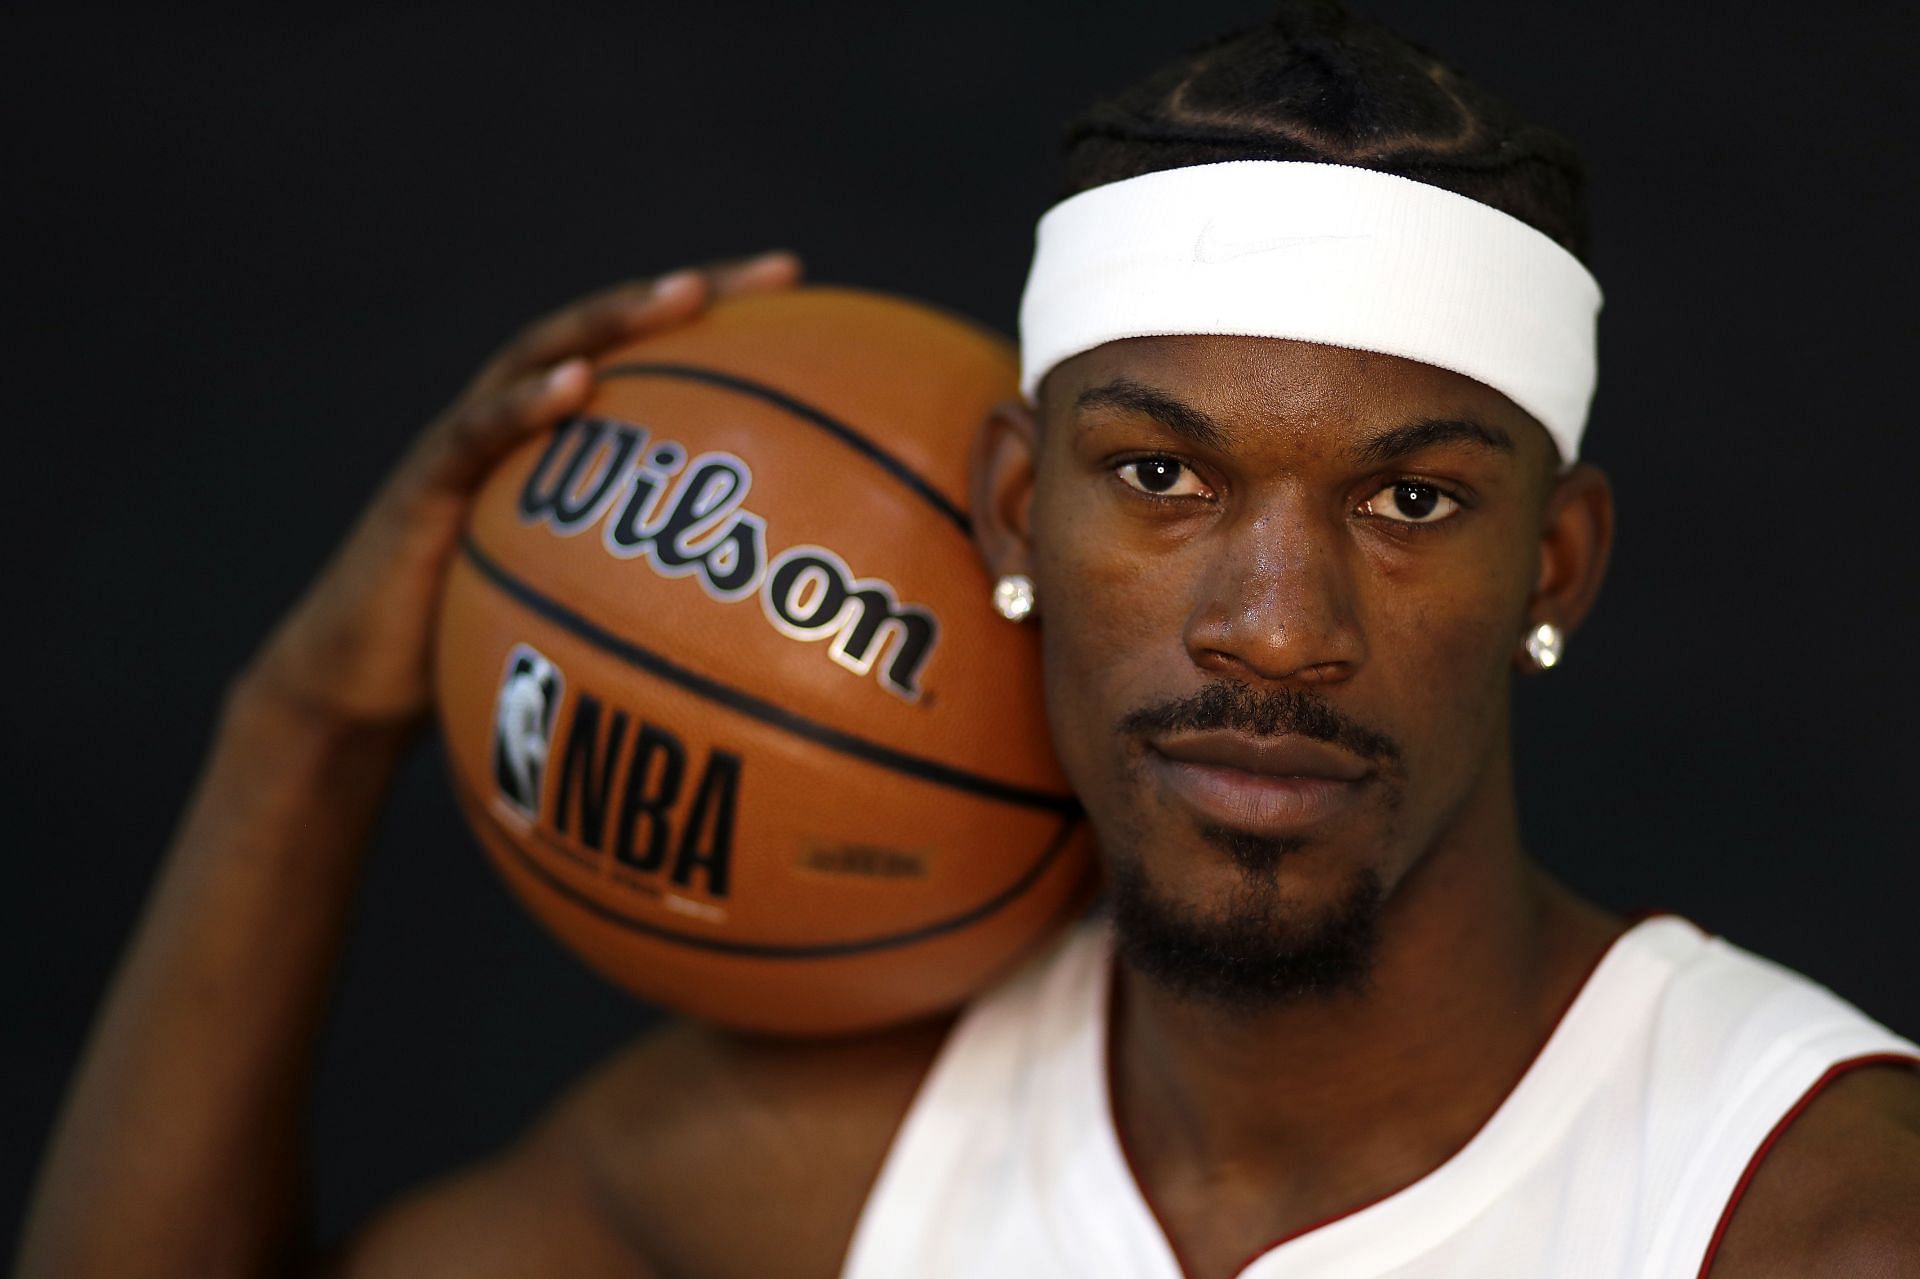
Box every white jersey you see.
[842,914,1918,1279]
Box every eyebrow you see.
[1074,378,1231,451]
[1075,377,1514,464]
[1351,416,1514,465]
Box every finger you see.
[708,248,805,299]
[409,357,595,498]
[485,275,704,386]
[484,250,801,386]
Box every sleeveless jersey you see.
[841,914,1918,1278]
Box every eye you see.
[1362,480,1461,525]
[1116,457,1211,499]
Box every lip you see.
[1146,732,1372,832]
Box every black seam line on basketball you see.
[460,536,1081,816]
[460,771,1083,959]
[594,361,973,539]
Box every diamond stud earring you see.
[1523,622,1565,670]
[992,573,1037,623]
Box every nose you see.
[1183,500,1366,687]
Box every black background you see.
[5,0,1916,1253]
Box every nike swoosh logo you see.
[1193,222,1372,264]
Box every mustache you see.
[1116,681,1402,765]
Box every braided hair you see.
[1058,0,1590,264]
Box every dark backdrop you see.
[6,0,1916,1253]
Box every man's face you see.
[1022,334,1562,1002]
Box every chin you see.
[1103,823,1388,1012]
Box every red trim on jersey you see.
[1107,913,1651,1279]
[1693,1051,1920,1279]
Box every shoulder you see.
[544,1012,953,1279]
[318,1014,949,1279]
[1704,1057,1920,1278]
[320,919,1093,1278]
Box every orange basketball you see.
[432,285,1093,1036]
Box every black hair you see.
[1059,0,1590,265]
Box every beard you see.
[1108,840,1386,1012]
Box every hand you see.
[235,251,804,732]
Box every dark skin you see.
[973,333,1625,1273]
[17,269,1920,1279]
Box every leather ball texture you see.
[433,285,1093,1036]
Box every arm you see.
[13,253,803,1279]
[15,683,412,1278]
[1705,1061,1920,1278]
[314,1017,948,1279]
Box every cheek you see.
[1026,476,1188,794]
[1360,538,1530,780]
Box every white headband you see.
[1017,160,1602,463]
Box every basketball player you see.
[18,5,1920,1277]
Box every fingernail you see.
[652,270,701,301]
[546,357,589,391]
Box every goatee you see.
[1109,851,1386,1011]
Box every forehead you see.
[1041,334,1552,460]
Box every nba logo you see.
[492,643,563,819]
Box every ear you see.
[968,397,1041,579]
[1522,461,1614,664]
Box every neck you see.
[1109,757,1624,1238]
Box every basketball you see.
[431,285,1094,1035]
